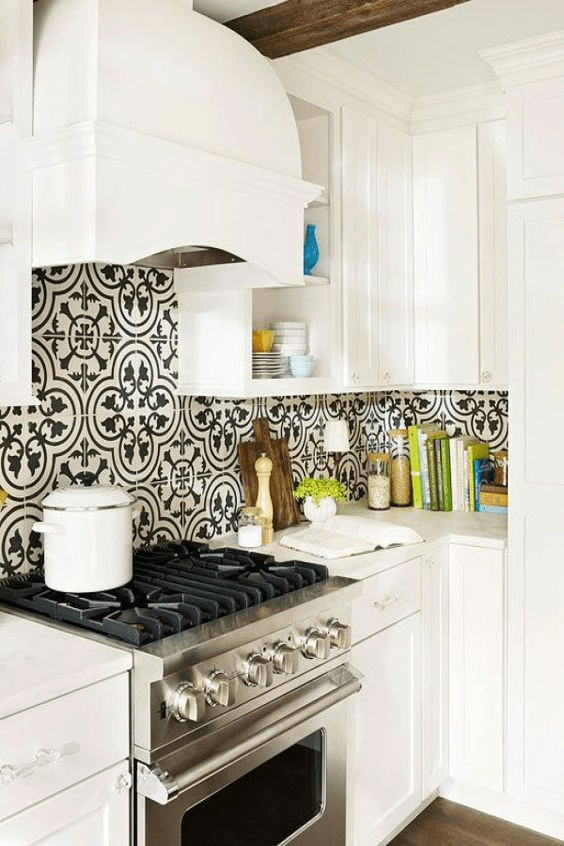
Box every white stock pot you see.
[32,477,139,593]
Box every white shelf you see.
[308,194,330,208]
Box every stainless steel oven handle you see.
[137,665,362,806]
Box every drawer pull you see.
[373,594,401,611]
[1,742,80,785]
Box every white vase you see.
[303,495,337,525]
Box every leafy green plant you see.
[293,476,347,504]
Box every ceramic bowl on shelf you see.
[252,330,274,352]
[289,354,314,378]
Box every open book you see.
[278,515,424,560]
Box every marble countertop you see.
[0,611,132,721]
[218,502,508,580]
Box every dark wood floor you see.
[388,799,564,846]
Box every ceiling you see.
[193,0,564,97]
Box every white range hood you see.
[25,0,320,285]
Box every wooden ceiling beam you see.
[226,0,472,59]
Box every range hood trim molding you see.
[25,120,322,279]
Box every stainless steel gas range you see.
[0,541,362,846]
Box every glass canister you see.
[389,429,412,506]
[237,506,263,548]
[367,452,391,510]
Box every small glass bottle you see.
[389,429,412,507]
[367,452,391,510]
[237,506,263,548]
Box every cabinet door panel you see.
[449,544,505,793]
[341,105,379,388]
[413,125,479,386]
[350,614,421,846]
[0,761,130,845]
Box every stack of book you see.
[407,424,508,513]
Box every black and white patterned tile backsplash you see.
[0,263,508,577]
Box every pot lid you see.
[42,480,135,511]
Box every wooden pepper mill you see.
[254,452,273,545]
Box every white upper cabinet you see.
[478,120,508,388]
[0,0,34,407]
[413,125,480,387]
[341,105,414,390]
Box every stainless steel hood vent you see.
[25,0,320,285]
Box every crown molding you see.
[411,80,506,133]
[480,31,564,87]
[274,52,414,131]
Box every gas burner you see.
[0,541,329,646]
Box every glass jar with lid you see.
[367,452,390,510]
[389,429,412,507]
[237,506,263,548]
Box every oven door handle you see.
[137,664,362,806]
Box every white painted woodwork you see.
[0,0,34,406]
[352,556,421,644]
[0,760,130,845]
[448,544,505,793]
[421,547,449,797]
[175,94,337,397]
[478,120,508,387]
[413,125,479,386]
[351,614,421,846]
[0,674,129,819]
[506,77,564,200]
[28,0,319,279]
[341,105,414,390]
[506,195,564,815]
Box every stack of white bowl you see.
[271,321,307,375]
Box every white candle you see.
[238,524,263,548]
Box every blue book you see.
[474,457,494,511]
[480,504,508,514]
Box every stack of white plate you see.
[271,321,308,357]
[252,352,287,379]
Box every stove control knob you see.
[205,670,236,707]
[271,642,299,675]
[326,619,352,650]
[302,629,331,660]
[244,654,274,688]
[173,682,206,723]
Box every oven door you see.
[136,664,362,846]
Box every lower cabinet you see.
[349,558,422,845]
[448,543,505,793]
[0,760,131,846]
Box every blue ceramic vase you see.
[303,224,319,276]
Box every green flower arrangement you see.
[293,476,347,505]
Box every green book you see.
[408,425,423,509]
[440,437,452,511]
[426,437,440,511]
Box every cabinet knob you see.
[115,771,133,794]
[481,370,492,383]
[381,372,392,384]
[351,372,360,385]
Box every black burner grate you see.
[0,541,328,646]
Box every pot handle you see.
[32,522,65,536]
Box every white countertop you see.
[219,503,508,580]
[0,611,132,720]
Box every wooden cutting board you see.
[238,418,301,531]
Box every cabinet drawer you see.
[352,557,421,643]
[0,673,129,821]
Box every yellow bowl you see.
[252,330,274,352]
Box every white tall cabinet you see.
[483,37,564,832]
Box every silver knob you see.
[244,654,274,687]
[302,629,331,660]
[271,642,300,675]
[326,619,351,650]
[205,670,236,707]
[173,681,206,723]
[481,370,492,383]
